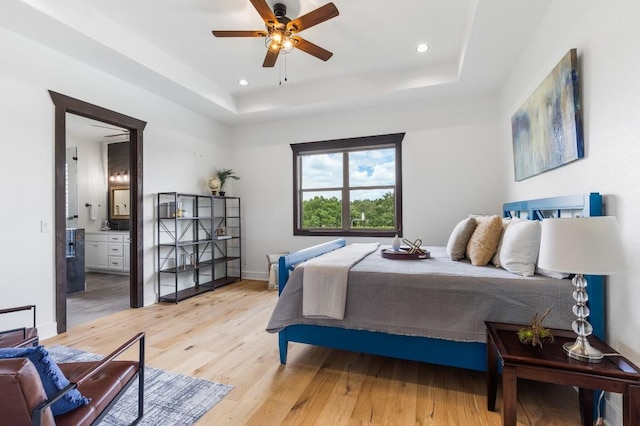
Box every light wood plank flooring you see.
[44,280,582,425]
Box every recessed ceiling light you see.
[238,79,249,86]
[416,44,429,53]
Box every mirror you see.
[107,141,131,229]
[110,186,130,219]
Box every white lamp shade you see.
[538,216,627,275]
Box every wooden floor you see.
[43,280,582,425]
[67,272,130,328]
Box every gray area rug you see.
[48,345,233,425]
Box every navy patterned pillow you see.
[0,345,90,415]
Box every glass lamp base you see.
[563,337,604,362]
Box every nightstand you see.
[485,321,640,426]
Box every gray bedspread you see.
[266,246,575,343]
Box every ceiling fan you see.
[91,124,129,138]
[212,0,339,67]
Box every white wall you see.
[233,95,507,279]
[0,26,232,337]
[6,2,636,420]
[499,1,640,422]
[67,133,109,233]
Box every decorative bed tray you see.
[381,248,430,260]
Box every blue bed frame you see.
[277,193,604,371]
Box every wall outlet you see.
[41,220,52,233]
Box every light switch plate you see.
[41,220,52,233]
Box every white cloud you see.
[302,153,342,188]
[302,148,395,200]
[349,149,395,186]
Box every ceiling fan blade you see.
[91,124,125,132]
[287,3,339,32]
[212,30,267,38]
[250,0,277,25]
[293,37,333,61]
[263,49,279,67]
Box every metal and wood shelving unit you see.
[212,195,241,288]
[157,192,241,303]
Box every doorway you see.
[50,91,146,333]
[65,115,131,327]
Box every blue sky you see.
[301,148,395,201]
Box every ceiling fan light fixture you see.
[282,36,294,52]
[265,30,295,54]
[212,0,338,67]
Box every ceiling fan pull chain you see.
[278,56,289,86]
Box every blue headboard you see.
[503,192,602,220]
[502,192,605,340]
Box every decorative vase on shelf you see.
[392,234,401,251]
[207,176,221,195]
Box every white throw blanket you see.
[302,243,380,320]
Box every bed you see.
[267,193,604,372]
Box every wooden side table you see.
[485,321,640,426]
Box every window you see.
[292,133,404,237]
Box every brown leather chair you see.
[0,305,38,348]
[0,332,145,425]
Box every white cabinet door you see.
[108,256,124,271]
[86,232,129,273]
[109,243,124,256]
[108,234,124,243]
[86,241,109,269]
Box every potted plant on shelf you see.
[214,168,240,196]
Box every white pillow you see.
[499,219,541,277]
[491,218,512,267]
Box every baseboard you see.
[145,291,159,306]
[242,270,269,281]
[39,321,58,340]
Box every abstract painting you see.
[511,49,584,181]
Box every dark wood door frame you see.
[49,91,146,333]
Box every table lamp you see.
[538,216,627,362]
